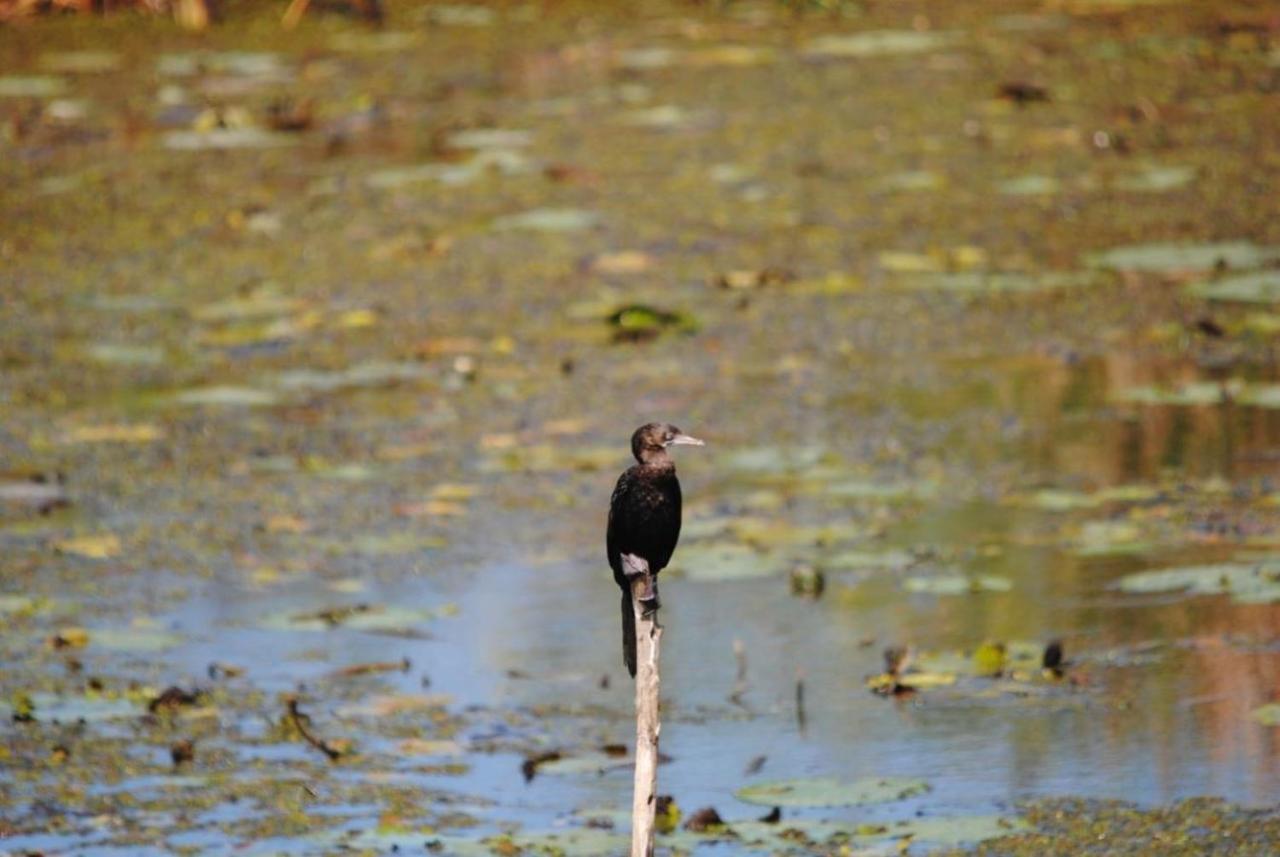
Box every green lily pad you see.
[904,574,1012,595]
[998,175,1061,196]
[1252,703,1280,726]
[263,603,442,633]
[170,386,281,407]
[85,343,166,366]
[2,692,140,722]
[906,272,1095,293]
[736,776,930,807]
[1085,241,1280,272]
[822,478,939,502]
[533,751,629,776]
[270,361,431,393]
[803,31,959,59]
[446,128,532,149]
[1114,380,1238,407]
[39,51,122,73]
[1116,561,1280,603]
[879,170,942,192]
[0,76,68,98]
[1073,520,1155,557]
[824,549,917,571]
[1190,270,1280,304]
[0,594,37,613]
[720,445,826,474]
[157,51,288,78]
[672,543,780,581]
[1115,165,1196,192]
[492,208,600,232]
[1239,385,1280,409]
[163,129,298,151]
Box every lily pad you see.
[157,51,288,78]
[736,776,929,808]
[1116,561,1280,603]
[492,208,600,232]
[85,343,166,366]
[1085,241,1280,273]
[269,361,431,393]
[90,628,186,651]
[262,603,442,633]
[803,31,959,59]
[1115,165,1196,192]
[671,543,780,581]
[998,175,1062,196]
[163,128,298,151]
[0,76,67,98]
[1190,270,1280,304]
[1114,381,1238,407]
[1252,703,1280,726]
[447,128,533,149]
[1,692,140,723]
[904,574,1012,595]
[39,51,122,74]
[170,386,280,407]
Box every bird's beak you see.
[668,434,705,447]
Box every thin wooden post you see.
[630,576,662,857]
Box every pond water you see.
[2,0,1280,853]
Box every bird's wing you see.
[607,468,682,575]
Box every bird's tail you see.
[621,591,637,678]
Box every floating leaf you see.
[447,128,533,149]
[84,343,166,365]
[1115,165,1196,192]
[803,31,959,59]
[672,543,780,581]
[1190,270,1280,304]
[998,175,1061,196]
[606,304,698,342]
[0,76,67,98]
[269,361,431,393]
[54,534,121,559]
[1116,561,1280,603]
[39,51,122,73]
[1252,703,1280,726]
[736,776,929,808]
[1,692,139,723]
[335,693,452,718]
[879,171,942,192]
[1113,381,1238,407]
[60,424,165,444]
[163,129,298,151]
[492,208,600,233]
[157,51,288,78]
[1085,241,1280,272]
[170,386,280,407]
[904,574,1012,595]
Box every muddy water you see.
[2,0,1280,853]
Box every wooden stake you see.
[630,575,662,857]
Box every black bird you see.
[607,423,704,677]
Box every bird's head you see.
[631,422,705,464]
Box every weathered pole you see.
[629,574,662,857]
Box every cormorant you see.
[607,423,704,677]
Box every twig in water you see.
[284,696,346,761]
[795,670,807,735]
[728,638,749,709]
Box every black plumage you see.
[607,423,704,677]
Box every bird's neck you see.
[637,451,674,471]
